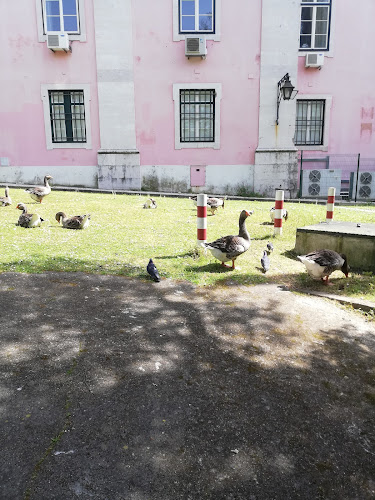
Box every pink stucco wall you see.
[132,1,261,166]
[0,1,99,168]
[297,0,375,156]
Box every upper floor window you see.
[300,0,331,50]
[179,0,215,33]
[42,0,80,33]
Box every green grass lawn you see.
[1,187,374,301]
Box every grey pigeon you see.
[266,242,274,253]
[147,259,161,282]
[261,250,270,273]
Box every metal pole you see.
[196,193,207,246]
[354,153,360,203]
[298,150,303,198]
[274,190,284,235]
[326,187,335,223]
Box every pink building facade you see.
[1,0,374,197]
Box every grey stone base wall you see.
[254,149,299,198]
[97,150,141,190]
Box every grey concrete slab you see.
[0,272,374,500]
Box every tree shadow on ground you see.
[0,272,374,499]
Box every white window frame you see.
[173,83,221,150]
[41,83,92,150]
[299,0,331,51]
[294,95,332,151]
[35,0,87,42]
[173,0,221,41]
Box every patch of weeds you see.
[364,392,375,405]
[24,396,73,500]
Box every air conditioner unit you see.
[305,53,324,68]
[47,32,70,52]
[351,171,375,200]
[302,169,342,198]
[185,37,207,58]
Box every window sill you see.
[175,142,220,150]
[296,145,328,152]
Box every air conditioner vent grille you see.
[186,38,200,52]
[47,34,60,47]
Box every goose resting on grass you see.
[25,175,52,203]
[55,212,90,230]
[297,249,349,284]
[203,209,253,269]
[16,203,44,228]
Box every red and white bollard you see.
[273,189,284,236]
[197,193,207,246]
[326,187,335,223]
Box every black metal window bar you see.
[295,99,325,146]
[180,89,215,142]
[49,90,86,143]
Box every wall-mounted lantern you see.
[276,73,298,125]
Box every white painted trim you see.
[295,94,332,151]
[172,0,221,41]
[35,0,87,42]
[41,83,92,150]
[172,83,222,150]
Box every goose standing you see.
[297,249,349,284]
[207,197,225,215]
[16,203,44,228]
[0,186,12,206]
[203,209,253,269]
[190,196,226,215]
[25,175,52,203]
[55,212,90,230]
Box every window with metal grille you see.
[42,0,80,33]
[294,99,325,146]
[300,0,331,50]
[180,89,215,143]
[49,90,86,143]
[179,0,215,33]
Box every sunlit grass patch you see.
[0,187,374,301]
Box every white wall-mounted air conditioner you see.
[185,37,207,58]
[47,32,70,52]
[305,53,324,68]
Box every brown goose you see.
[190,196,226,214]
[0,186,12,206]
[25,175,52,203]
[16,203,44,228]
[297,249,349,284]
[55,212,90,230]
[203,209,253,269]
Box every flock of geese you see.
[0,176,91,230]
[0,178,349,284]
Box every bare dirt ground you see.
[0,272,374,499]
